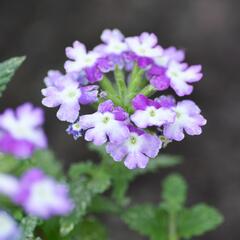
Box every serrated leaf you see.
[0,56,25,97]
[178,203,223,238]
[122,204,168,240]
[162,174,187,212]
[20,216,39,240]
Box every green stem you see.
[128,64,145,92]
[114,66,127,99]
[139,84,156,97]
[169,212,178,240]
[99,75,116,96]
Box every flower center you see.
[176,111,181,118]
[130,136,137,145]
[102,116,110,124]
[149,109,156,117]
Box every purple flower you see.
[14,169,73,219]
[147,64,170,91]
[154,46,185,67]
[155,95,176,108]
[125,32,163,68]
[64,41,102,83]
[163,100,207,141]
[42,71,98,123]
[166,61,203,96]
[131,95,175,128]
[0,211,21,240]
[66,120,83,140]
[0,174,19,199]
[94,29,128,55]
[79,100,129,145]
[106,125,162,169]
[0,103,47,159]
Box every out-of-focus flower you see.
[0,211,21,240]
[14,168,73,219]
[0,174,19,199]
[0,103,47,159]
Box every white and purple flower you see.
[0,103,47,159]
[0,211,21,240]
[106,125,161,169]
[14,168,73,219]
[42,71,98,123]
[125,32,163,68]
[163,100,207,141]
[64,41,102,83]
[131,94,175,129]
[0,174,19,199]
[166,61,203,96]
[79,100,129,145]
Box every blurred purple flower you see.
[0,103,47,159]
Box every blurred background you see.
[0,0,239,239]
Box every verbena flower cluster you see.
[0,169,73,219]
[42,29,206,169]
[0,103,47,159]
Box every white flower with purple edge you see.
[154,46,185,67]
[14,168,73,219]
[0,211,21,240]
[66,120,83,140]
[95,29,128,55]
[79,100,129,145]
[166,61,203,96]
[131,94,175,129]
[64,41,102,83]
[163,100,207,141]
[0,103,47,159]
[106,125,162,169]
[42,71,98,123]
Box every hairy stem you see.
[169,212,178,240]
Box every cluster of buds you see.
[42,29,206,169]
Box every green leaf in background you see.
[29,150,63,178]
[122,204,168,240]
[0,56,25,97]
[178,203,224,238]
[20,216,39,240]
[0,154,19,173]
[161,174,187,213]
[73,217,108,240]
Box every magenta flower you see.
[64,41,102,83]
[14,169,73,219]
[131,95,175,129]
[0,103,47,159]
[42,71,98,123]
[106,125,161,169]
[0,211,21,240]
[79,100,129,145]
[163,100,207,141]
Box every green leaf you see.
[178,204,224,238]
[0,56,25,97]
[0,154,19,173]
[162,174,187,213]
[20,216,39,240]
[29,150,63,178]
[122,204,168,240]
[75,218,108,240]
